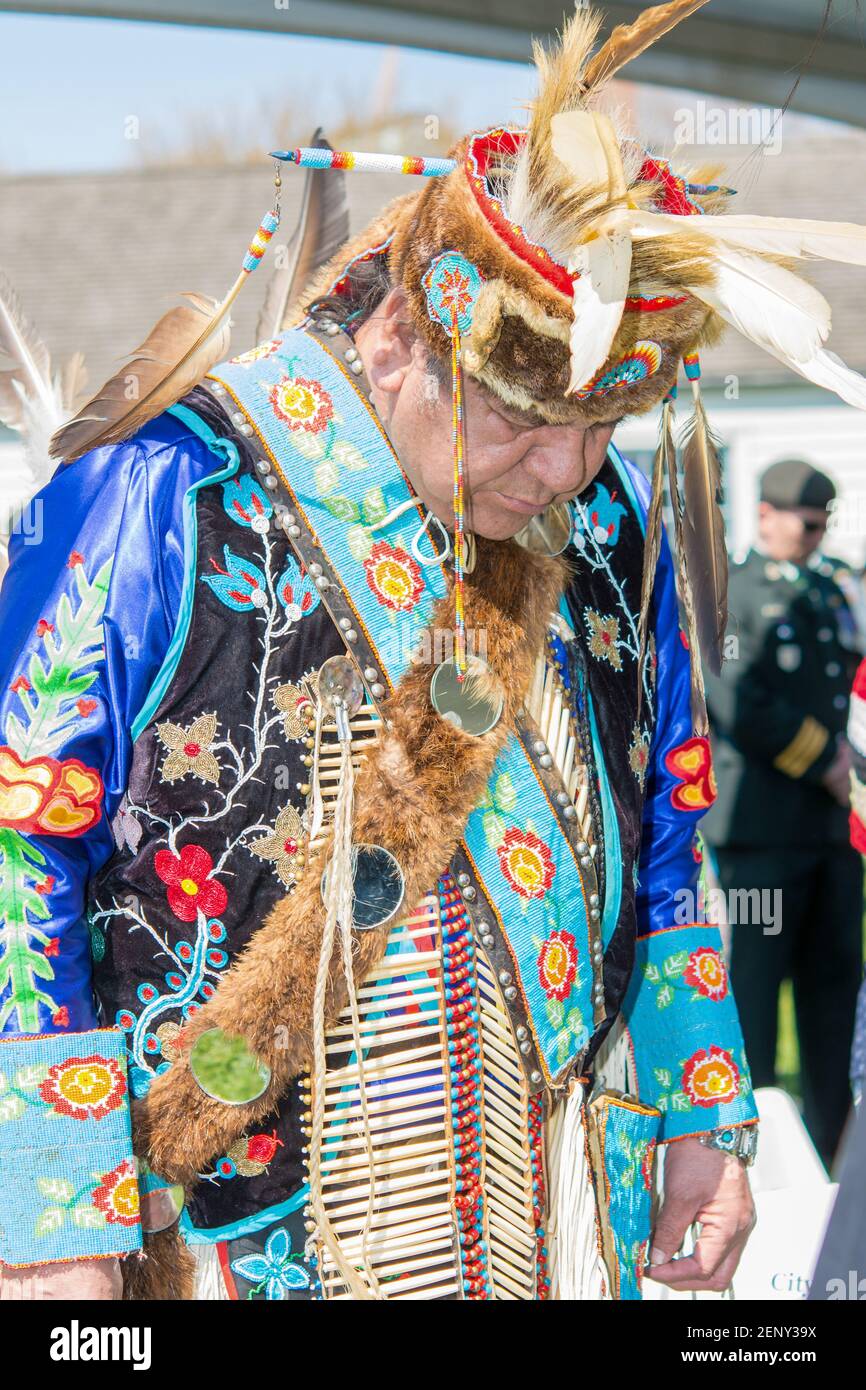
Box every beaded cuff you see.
[587,1092,661,1300]
[622,924,758,1142]
[0,1028,142,1268]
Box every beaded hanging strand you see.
[450,305,468,680]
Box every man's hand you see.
[822,737,853,807]
[645,1137,755,1292]
[0,1257,122,1300]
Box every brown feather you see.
[49,289,231,462]
[529,9,604,146]
[256,128,350,342]
[680,382,728,676]
[584,0,711,90]
[636,396,671,716]
[666,412,709,735]
[505,11,605,248]
[59,351,88,414]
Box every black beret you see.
[760,458,836,511]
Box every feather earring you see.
[637,389,675,716]
[50,198,282,463]
[680,353,728,676]
[256,129,350,343]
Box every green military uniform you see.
[702,546,863,1165]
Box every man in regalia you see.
[2,1,865,1300]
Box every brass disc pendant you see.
[514,501,573,557]
[189,1028,272,1105]
[321,842,405,931]
[430,655,503,735]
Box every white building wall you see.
[614,389,866,570]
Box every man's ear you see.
[360,286,418,397]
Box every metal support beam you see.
[2,0,864,126]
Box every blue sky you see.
[0,11,835,177]
[0,13,539,173]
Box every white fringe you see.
[193,1243,230,1301]
[546,1081,607,1300]
[593,1013,638,1096]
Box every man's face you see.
[758,501,829,565]
[357,291,616,540]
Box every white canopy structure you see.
[1,0,864,127]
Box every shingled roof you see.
[1,128,865,396]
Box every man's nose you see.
[522,438,587,494]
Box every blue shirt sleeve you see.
[0,414,220,1037]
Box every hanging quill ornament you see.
[308,658,382,1300]
[450,305,469,678]
[680,354,727,675]
[50,206,281,462]
[666,406,709,737]
[256,129,350,343]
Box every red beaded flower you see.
[681,1045,740,1108]
[39,1054,127,1121]
[537,928,578,1002]
[363,539,424,613]
[684,947,728,1001]
[92,1159,140,1226]
[497,827,556,900]
[267,375,333,433]
[154,843,229,923]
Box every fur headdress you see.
[304,6,722,428]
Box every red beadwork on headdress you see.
[637,155,702,217]
[464,131,700,311]
[464,129,576,298]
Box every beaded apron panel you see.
[307,872,543,1301]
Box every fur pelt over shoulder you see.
[135,539,566,1198]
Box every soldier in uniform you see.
[702,459,863,1168]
